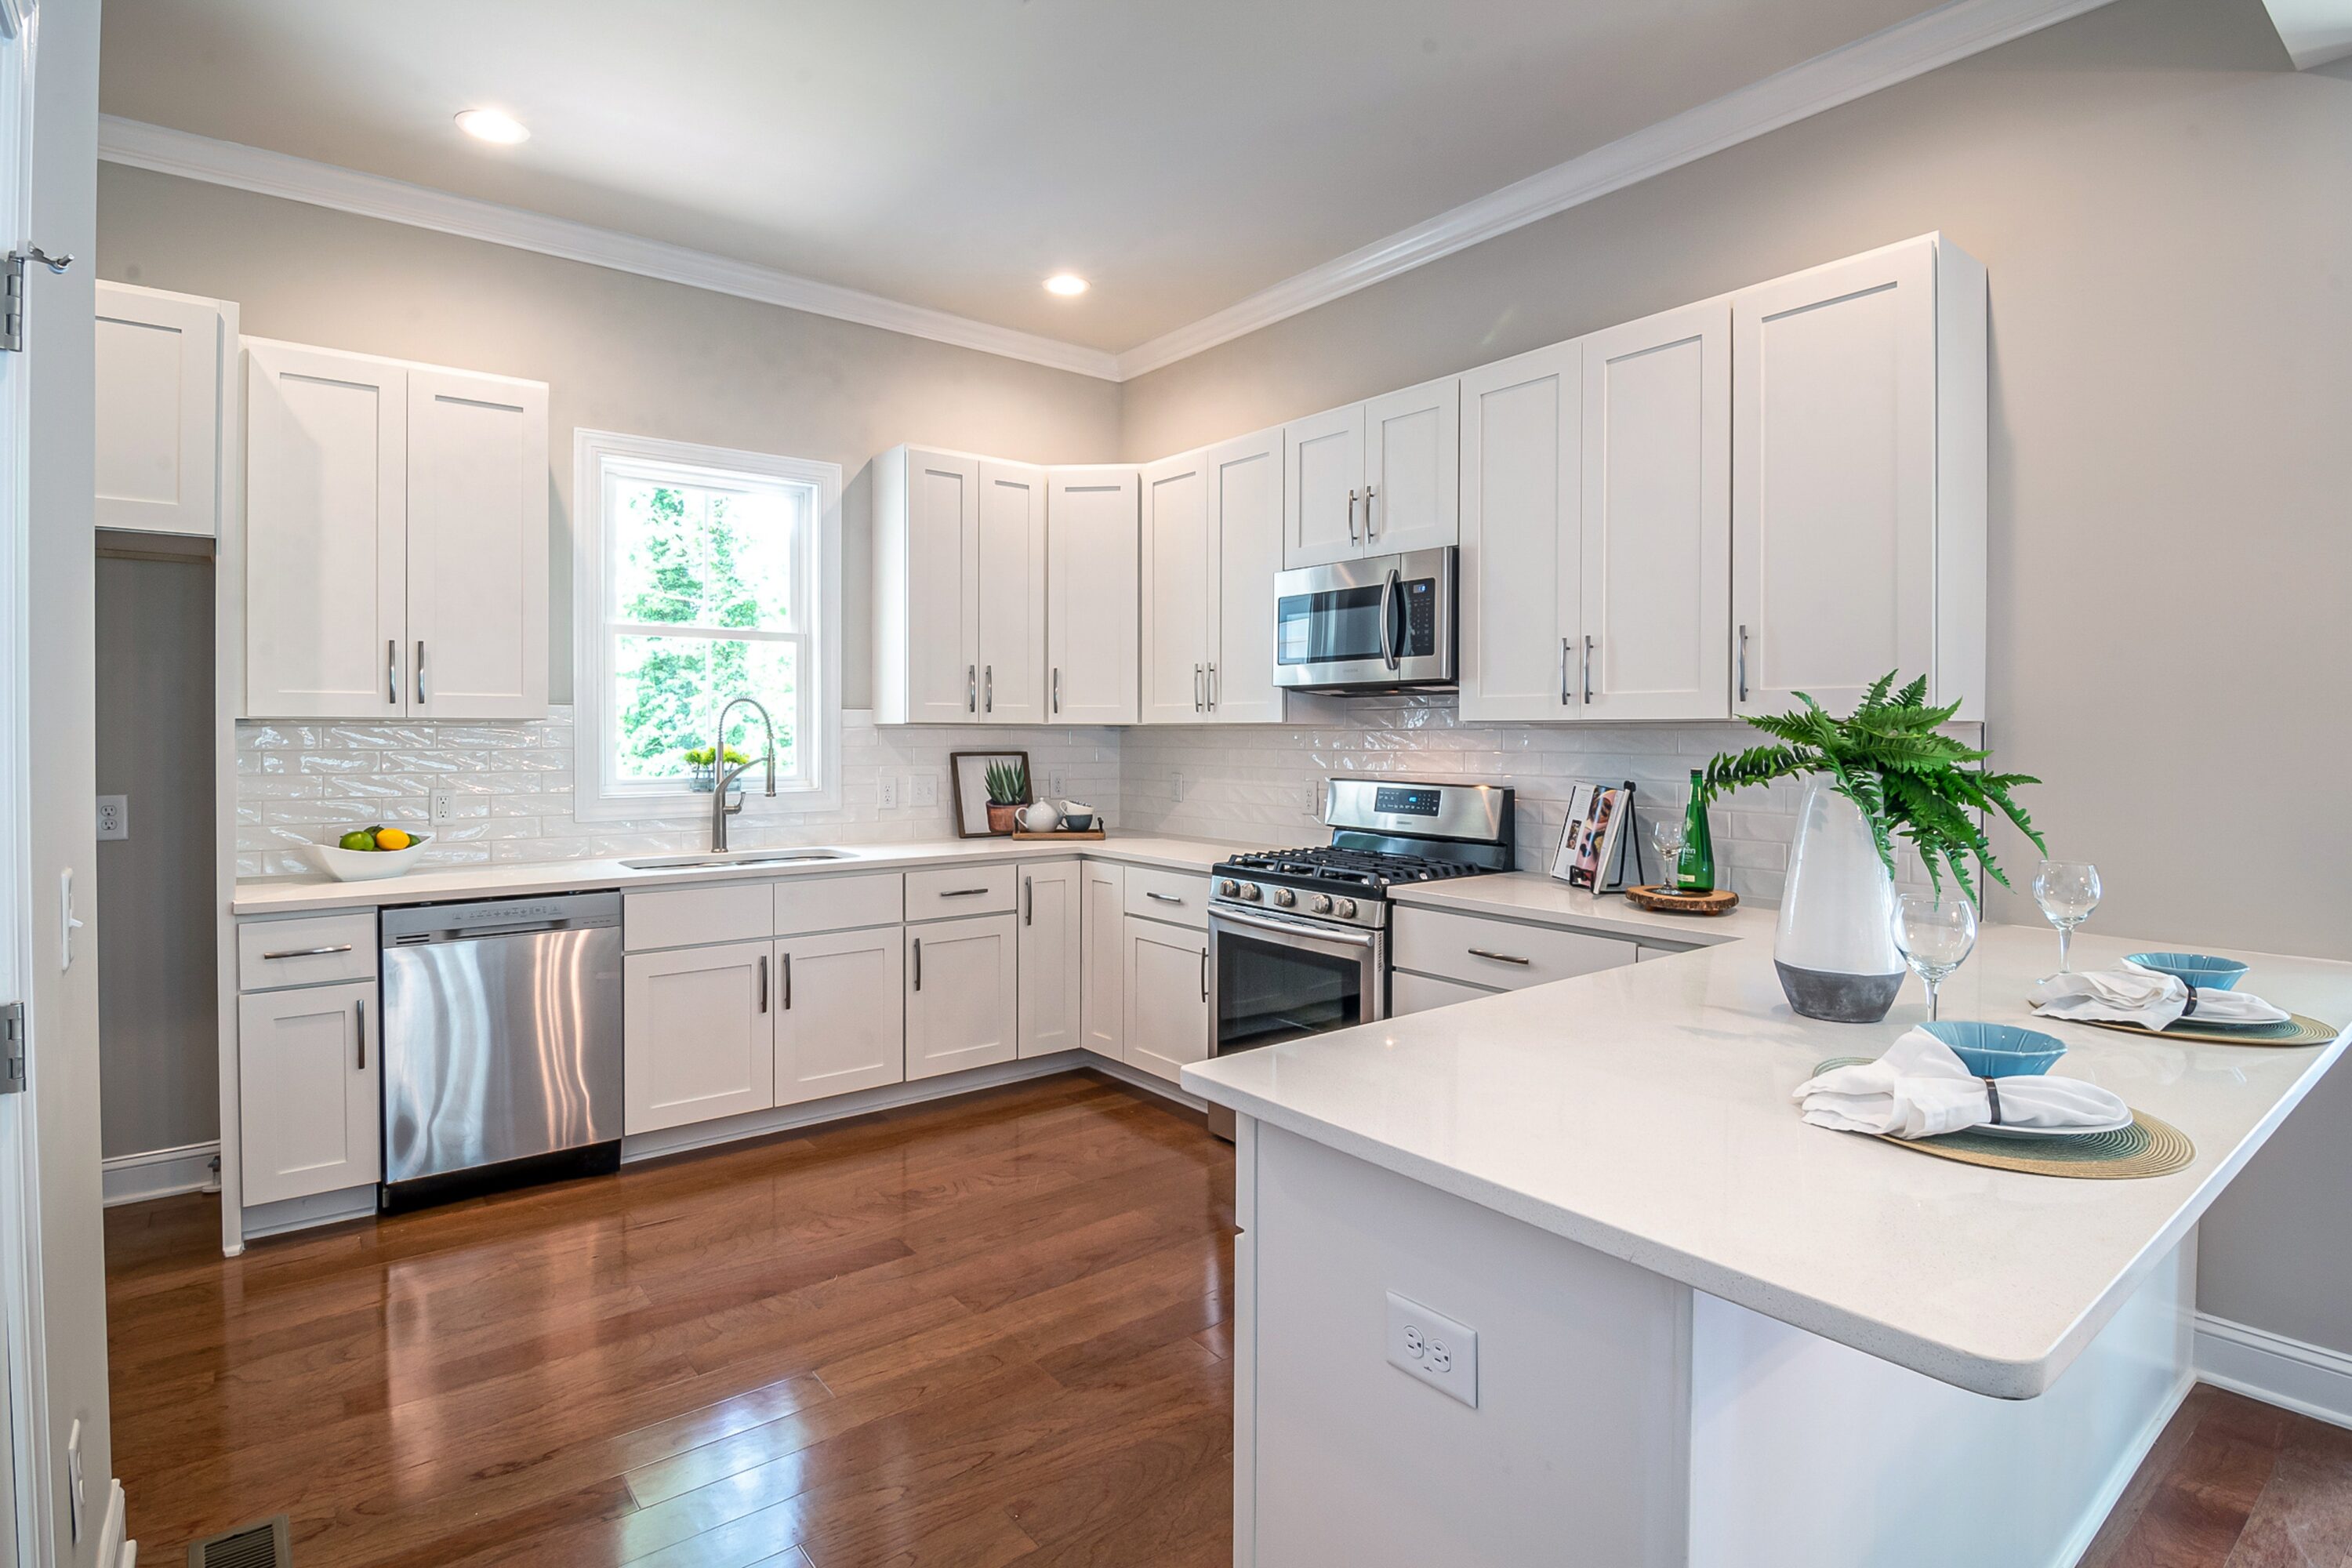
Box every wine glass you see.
[1891,893,1978,1021]
[1650,815,1686,887]
[2031,860,2102,978]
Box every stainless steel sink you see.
[619,849,855,870]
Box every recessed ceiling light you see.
[456,108,530,145]
[1044,274,1089,297]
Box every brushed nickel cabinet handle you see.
[939,886,990,898]
[1737,624,1750,705]
[758,954,768,1013]
[782,951,793,1011]
[1347,488,1359,543]
[967,665,977,714]
[912,937,922,992]
[1146,891,1184,906]
[1364,483,1377,539]
[416,640,426,705]
[1582,635,1595,705]
[1207,662,1218,710]
[1200,949,1209,1002]
[263,943,354,960]
[1024,875,1033,927]
[1194,664,1204,713]
[387,639,398,705]
[355,996,367,1069]
[1561,637,1572,706]
[1053,667,1061,715]
[985,664,993,714]
[1468,947,1532,966]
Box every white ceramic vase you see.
[1773,777,1905,1022]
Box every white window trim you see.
[572,428,842,821]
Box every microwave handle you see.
[1378,567,1402,670]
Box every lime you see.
[338,829,376,852]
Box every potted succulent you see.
[1697,673,2042,1022]
[984,760,1028,834]
[683,745,750,793]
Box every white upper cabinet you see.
[1283,377,1459,568]
[874,445,1048,724]
[1732,234,1985,720]
[1459,340,1582,722]
[1046,466,1139,724]
[96,282,226,538]
[245,339,408,720]
[405,368,549,720]
[244,338,549,720]
[1204,425,1292,723]
[1140,449,1212,724]
[1578,299,1730,721]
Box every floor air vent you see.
[187,1515,292,1568]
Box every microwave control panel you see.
[1403,579,1437,656]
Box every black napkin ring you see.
[2182,982,2200,1018]
[1982,1077,2004,1127]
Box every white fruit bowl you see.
[306,833,432,882]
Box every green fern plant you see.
[1697,673,2043,899]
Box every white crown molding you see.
[1110,0,2118,379]
[96,115,1125,382]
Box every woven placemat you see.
[2031,1008,2340,1048]
[1809,1058,2195,1179]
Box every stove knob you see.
[1312,894,1334,915]
[1240,883,1263,902]
[1416,869,1434,880]
[1218,879,1240,897]
[1272,887,1297,907]
[1336,898,1358,920]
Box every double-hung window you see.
[575,430,841,818]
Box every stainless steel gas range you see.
[1205,778,1514,1138]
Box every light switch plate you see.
[1386,1290,1478,1408]
[96,795,128,840]
[910,774,938,808]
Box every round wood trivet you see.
[1809,1058,2193,1179]
[1624,884,1739,916]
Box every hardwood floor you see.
[104,1071,1236,1568]
[2081,1384,2352,1568]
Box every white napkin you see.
[2032,961,2289,1032]
[1792,1028,2129,1139]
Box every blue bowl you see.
[2127,952,2249,991]
[1920,1021,2067,1078]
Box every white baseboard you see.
[1083,1053,1209,1113]
[241,1182,378,1240]
[2196,1312,2352,1431]
[101,1141,221,1207]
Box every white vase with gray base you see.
[1774,778,1905,1022]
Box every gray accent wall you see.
[1116,0,2352,1352]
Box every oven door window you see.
[1276,585,1386,666]
[1216,923,1368,1053]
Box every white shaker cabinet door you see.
[1362,376,1459,557]
[775,928,905,1106]
[1017,861,1083,1058]
[1046,467,1140,724]
[1140,451,1212,724]
[978,459,1048,724]
[1283,403,1364,568]
[886,447,981,724]
[238,980,379,1205]
[1123,916,1209,1086]
[623,941,775,1134]
[405,367,550,720]
[244,340,408,719]
[906,914,1019,1081]
[1578,299,1731,722]
[1732,238,1945,719]
[1206,426,1288,724]
[1460,341,1581,722]
[95,281,222,538]
[1081,862,1126,1059]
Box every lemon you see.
[375,828,412,851]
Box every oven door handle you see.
[1377,567,1402,671]
[1212,906,1378,950]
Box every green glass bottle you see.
[1676,770,1716,893]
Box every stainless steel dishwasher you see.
[379,891,623,1208]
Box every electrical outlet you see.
[96,794,128,840]
[430,789,459,826]
[910,774,939,808]
[1047,771,1065,798]
[877,775,900,810]
[1386,1291,1478,1408]
[1171,769,1185,798]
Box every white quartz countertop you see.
[1388,871,1777,946]
[232,833,1250,914]
[1185,920,2352,1399]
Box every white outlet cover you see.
[877,775,900,810]
[96,794,128,840]
[1386,1290,1478,1408]
[910,774,939,808]
[430,789,458,826]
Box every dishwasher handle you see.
[381,891,622,947]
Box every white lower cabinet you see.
[775,927,906,1105]
[1018,862,1083,1058]
[237,979,379,1205]
[623,939,775,1134]
[1082,862,1126,1058]
[1123,915,1210,1085]
[1392,970,1497,1016]
[906,913,1020,1080]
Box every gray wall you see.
[94,163,1127,709]
[96,549,219,1161]
[1121,0,2352,1349]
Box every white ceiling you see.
[100,0,1962,358]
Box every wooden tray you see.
[1011,828,1105,841]
[1624,884,1739,916]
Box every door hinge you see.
[4,247,74,353]
[1,1000,26,1094]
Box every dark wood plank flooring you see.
[2080,1384,2352,1567]
[104,1071,1236,1568]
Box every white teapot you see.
[1017,799,1062,833]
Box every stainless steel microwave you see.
[1272,546,1457,693]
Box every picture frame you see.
[1552,781,1633,893]
[950,750,1033,838]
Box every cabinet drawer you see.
[1392,906,1637,991]
[1392,969,1497,1016]
[238,912,378,991]
[774,873,903,937]
[626,882,772,952]
[906,864,1016,922]
[1123,866,1208,929]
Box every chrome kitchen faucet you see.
[710,695,778,852]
